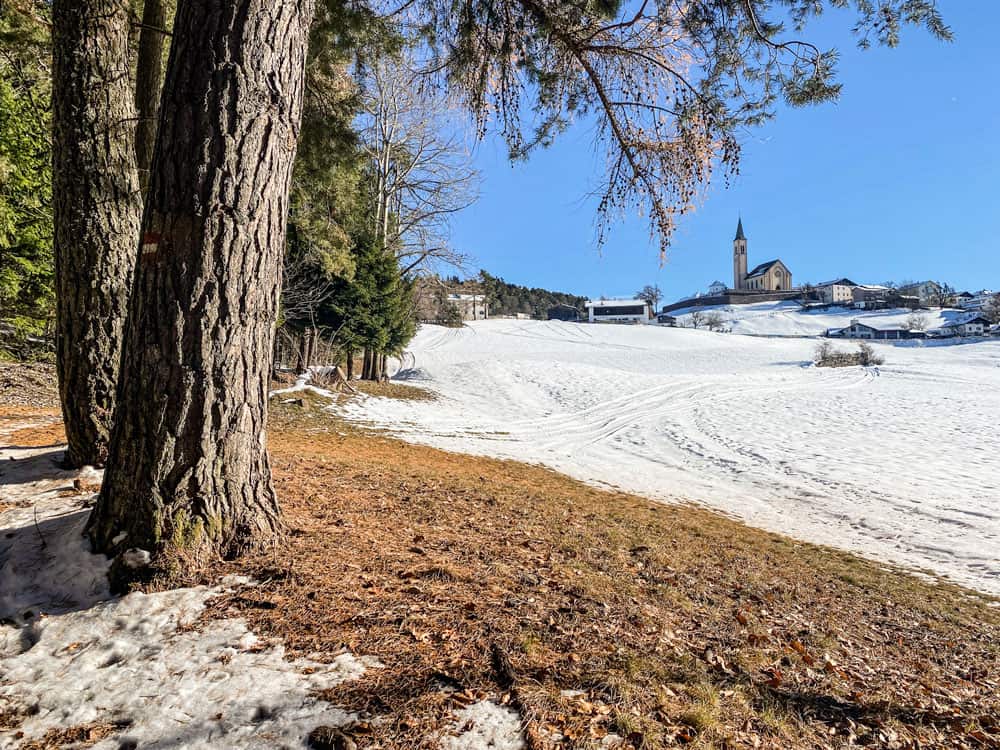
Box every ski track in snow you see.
[340,318,1000,596]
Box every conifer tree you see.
[0,2,52,349]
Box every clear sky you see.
[446,4,999,303]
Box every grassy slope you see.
[214,393,998,749]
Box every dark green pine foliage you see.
[321,233,416,369]
[0,2,53,351]
[478,271,586,319]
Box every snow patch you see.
[0,441,109,621]
[442,700,525,750]
[0,584,369,749]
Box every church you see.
[731,219,793,291]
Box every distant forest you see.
[452,271,587,318]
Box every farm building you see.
[447,293,489,321]
[585,299,653,323]
[827,320,925,340]
[934,315,992,338]
[815,278,857,305]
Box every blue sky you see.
[447,4,999,303]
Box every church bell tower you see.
[733,218,747,290]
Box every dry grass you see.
[0,363,58,410]
[346,379,437,402]
[207,396,1000,749]
[17,722,125,750]
[4,421,65,448]
[4,380,998,749]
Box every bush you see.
[814,340,885,368]
[856,342,884,366]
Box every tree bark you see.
[361,347,372,380]
[52,0,143,468]
[134,0,168,196]
[88,0,315,560]
[345,349,354,380]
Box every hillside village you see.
[425,220,999,342]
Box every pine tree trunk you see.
[362,347,372,380]
[52,0,143,468]
[134,0,168,195]
[88,0,314,561]
[345,349,354,380]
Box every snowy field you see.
[339,318,1000,596]
[669,300,968,336]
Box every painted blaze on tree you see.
[87,0,315,565]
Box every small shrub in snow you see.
[814,341,852,367]
[704,312,726,332]
[857,342,884,366]
[814,341,885,368]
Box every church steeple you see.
[733,217,748,290]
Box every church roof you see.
[734,218,746,241]
[745,259,785,279]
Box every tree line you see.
[420,271,588,320]
[0,0,948,577]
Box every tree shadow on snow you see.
[0,446,72,492]
[0,444,110,624]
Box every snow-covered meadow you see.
[339,316,1000,595]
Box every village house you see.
[585,299,653,323]
[934,315,992,338]
[851,284,891,308]
[850,285,919,310]
[447,293,489,321]
[827,319,925,341]
[815,278,858,305]
[957,290,995,311]
[898,280,944,304]
[707,280,728,296]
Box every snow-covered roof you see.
[847,319,910,332]
[941,315,991,327]
[585,299,649,308]
[816,278,857,288]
